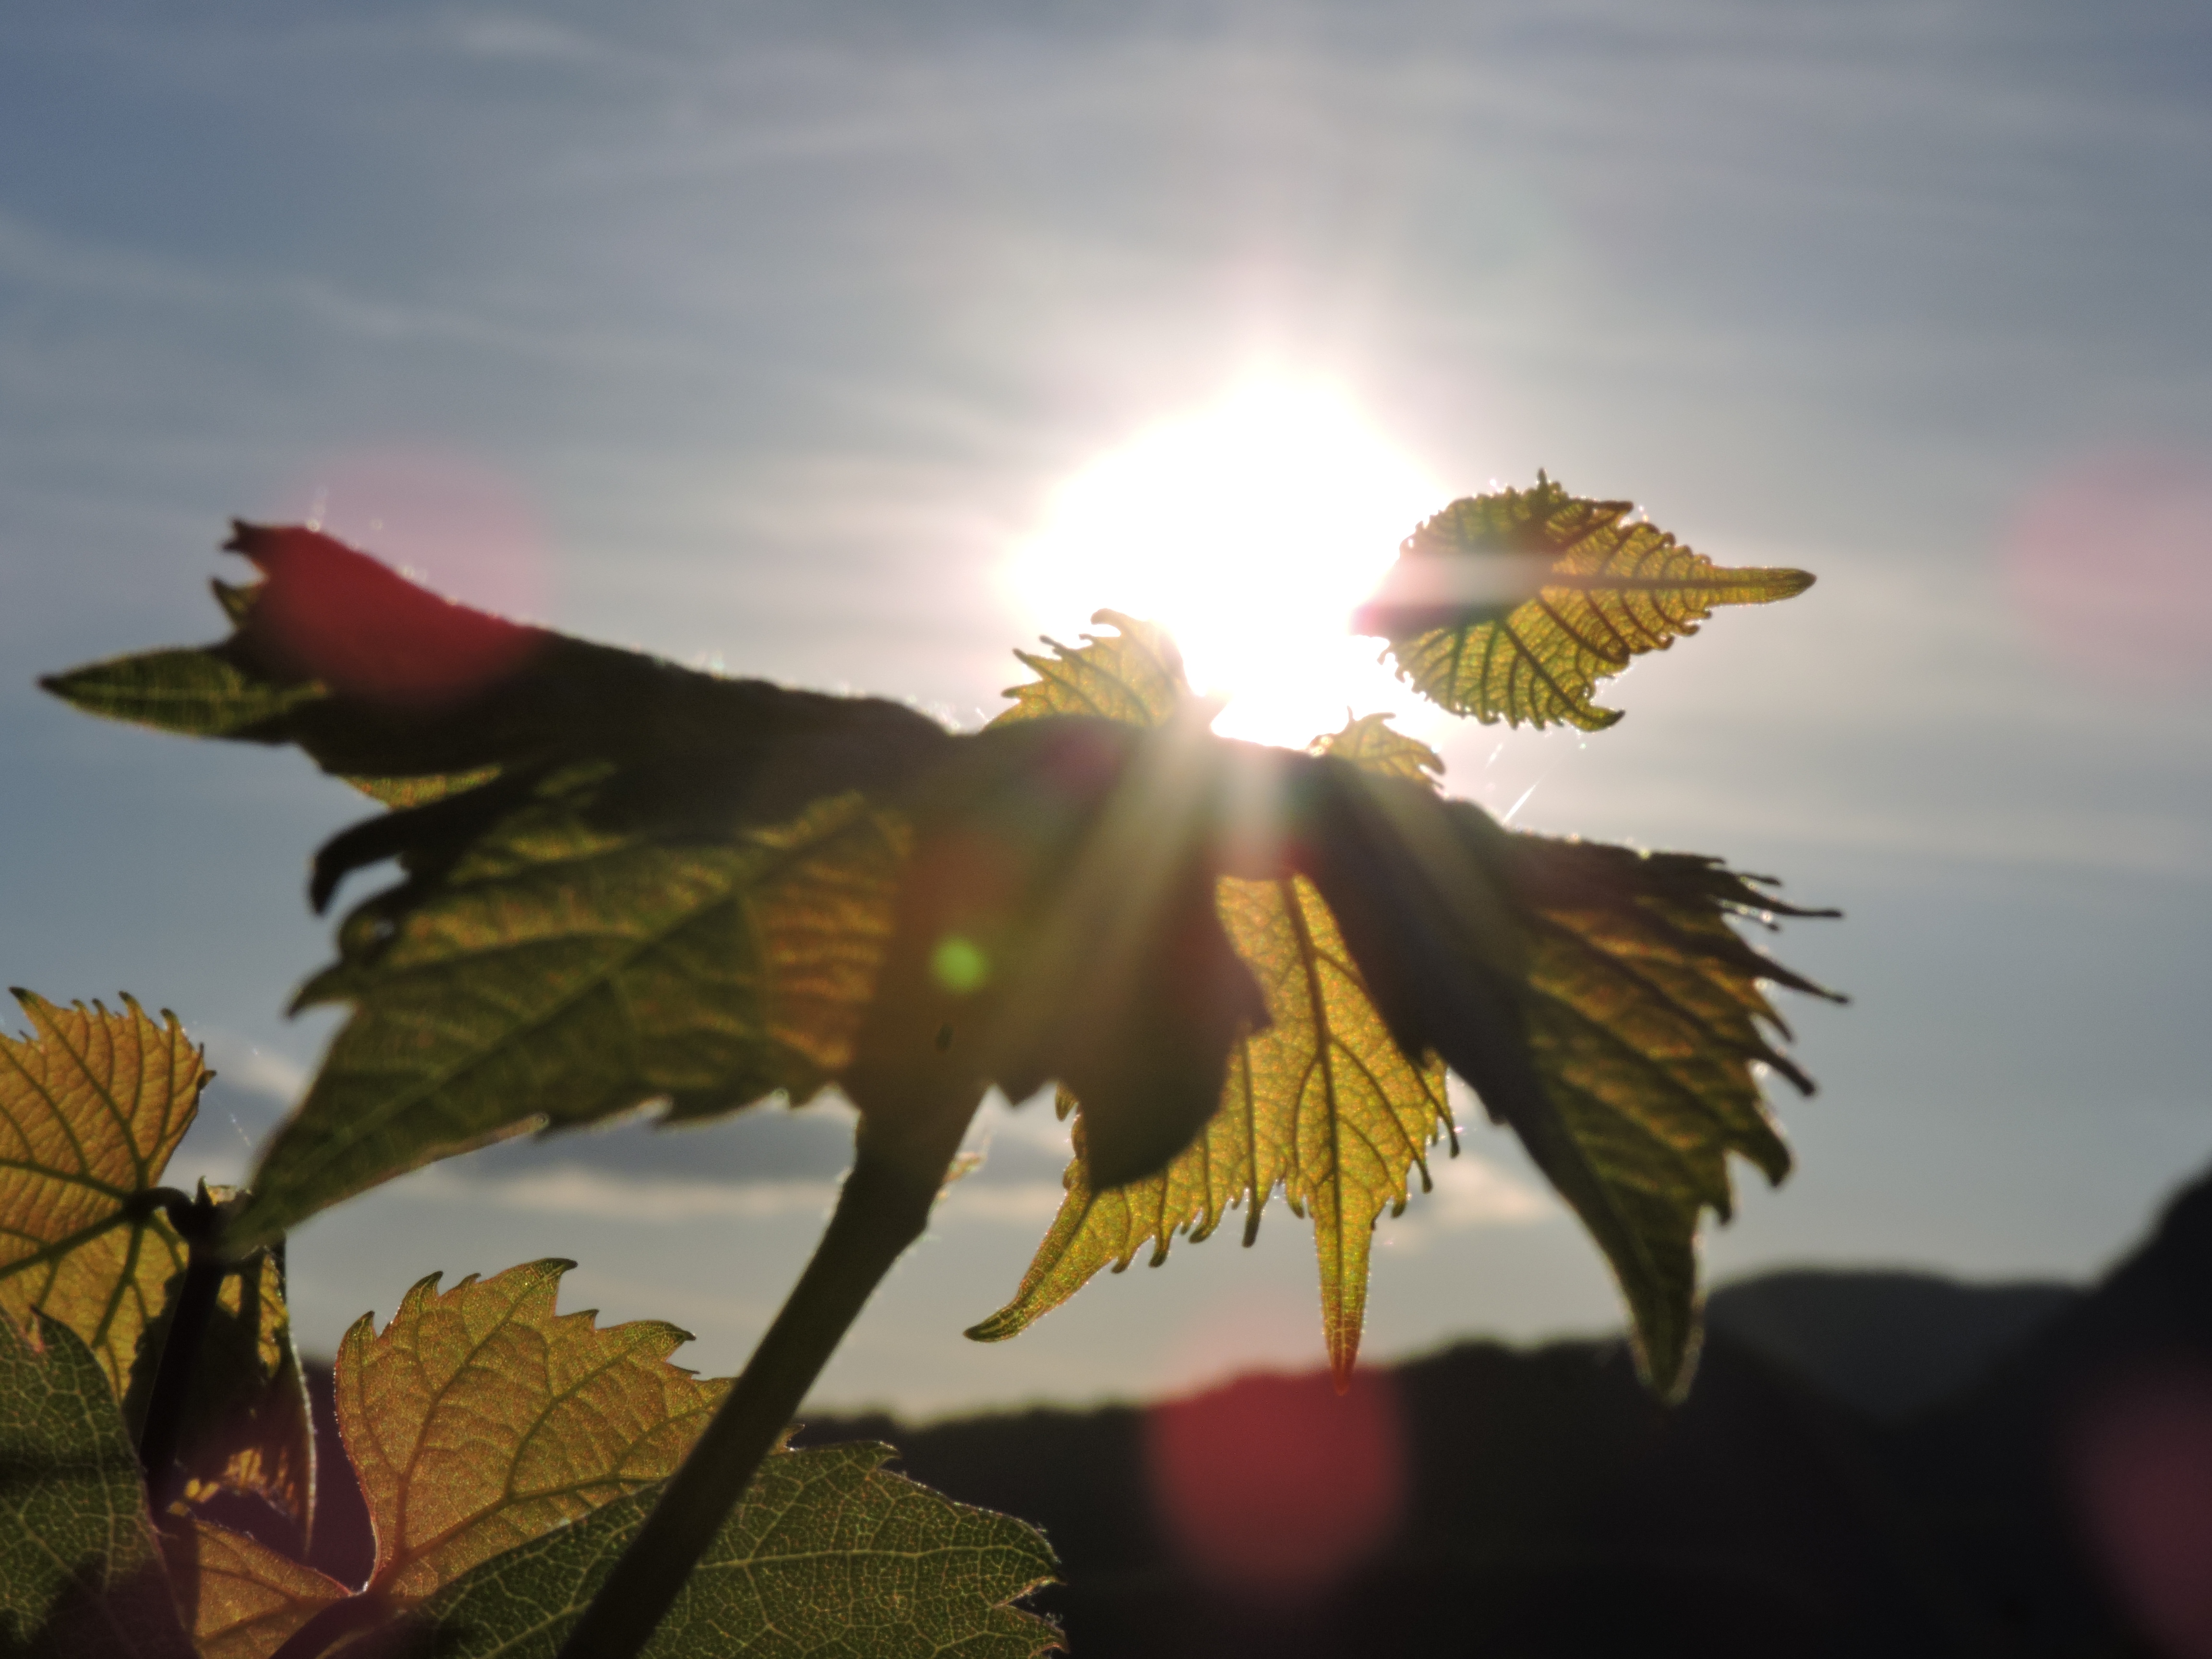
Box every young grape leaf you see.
[996,609,1194,727]
[1355,474,1814,730]
[227,783,906,1249]
[361,1442,1058,1659]
[0,993,204,1404]
[971,628,1454,1383]
[336,1258,727,1602]
[46,523,952,806]
[156,1519,346,1659]
[155,1242,314,1537]
[1501,836,1839,1395]
[0,1317,193,1659]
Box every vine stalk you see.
[551,1118,962,1659]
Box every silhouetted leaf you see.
[972,640,1454,1383]
[1502,837,1839,1395]
[228,782,906,1247]
[0,1317,192,1659]
[337,1258,727,1602]
[160,1241,313,1537]
[0,993,204,1405]
[156,1519,345,1659]
[39,648,324,742]
[364,1442,1058,1659]
[1357,475,1814,730]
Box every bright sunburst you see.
[1005,381,1447,749]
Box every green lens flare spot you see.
[929,935,990,995]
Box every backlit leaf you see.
[0,993,204,1406]
[993,610,1192,728]
[156,1520,345,1659]
[1503,836,1839,1395]
[1357,475,1814,730]
[971,644,1453,1384]
[367,1442,1058,1659]
[336,1258,727,1603]
[229,781,906,1247]
[0,1316,192,1659]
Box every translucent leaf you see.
[229,784,906,1247]
[0,993,204,1403]
[336,1258,727,1603]
[156,1520,345,1659]
[992,610,1193,729]
[1503,836,1840,1396]
[1357,475,1815,730]
[972,647,1452,1383]
[0,1317,193,1659]
[367,1442,1058,1659]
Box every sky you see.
[3,0,2210,1416]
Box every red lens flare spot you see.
[2070,1364,2212,1656]
[1144,1368,1406,1600]
[232,524,544,710]
[2006,451,2212,683]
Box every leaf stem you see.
[136,1185,226,1505]
[553,1132,953,1659]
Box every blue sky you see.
[3,0,2209,1414]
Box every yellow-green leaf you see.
[377,1442,1059,1659]
[230,781,906,1248]
[0,993,206,1405]
[337,1258,727,1603]
[157,1519,346,1659]
[0,1317,193,1659]
[1505,836,1838,1396]
[1359,475,1814,730]
[972,636,1452,1383]
[992,610,1193,730]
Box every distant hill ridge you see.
[789,1177,2212,1656]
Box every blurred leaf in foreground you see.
[368,1442,1059,1659]
[0,993,205,1406]
[0,1317,192,1659]
[1356,475,1814,730]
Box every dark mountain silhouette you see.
[1706,1268,2079,1420]
[280,1171,2212,1656]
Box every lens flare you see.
[1006,381,1446,748]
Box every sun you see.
[1005,380,1447,749]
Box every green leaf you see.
[973,641,1454,1383]
[992,610,1194,729]
[1357,475,1814,730]
[0,993,206,1407]
[39,648,325,741]
[336,1258,728,1603]
[156,1519,347,1659]
[229,782,907,1247]
[1502,836,1839,1396]
[367,1442,1058,1659]
[0,1317,193,1659]
[158,1259,732,1656]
